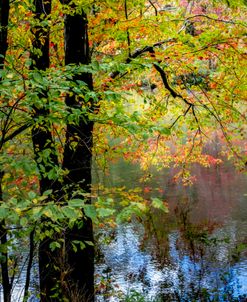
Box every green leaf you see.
[68,199,84,207]
[97,207,115,218]
[32,71,43,83]
[32,206,42,219]
[50,241,61,252]
[84,240,94,246]
[43,189,53,196]
[72,240,86,252]
[43,208,54,219]
[47,168,57,180]
[28,191,37,199]
[159,127,171,135]
[0,207,8,220]
[151,197,169,213]
[142,133,149,140]
[20,217,28,227]
[61,206,79,219]
[83,204,97,221]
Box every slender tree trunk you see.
[0,1,11,301]
[62,8,94,301]
[0,0,10,67]
[30,1,62,300]
[23,229,35,302]
[0,172,11,302]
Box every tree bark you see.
[0,172,11,302]
[62,8,94,301]
[23,229,35,302]
[30,1,62,300]
[0,0,10,66]
[31,1,95,300]
[0,1,11,301]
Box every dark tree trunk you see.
[62,9,94,301]
[31,0,95,300]
[0,172,11,302]
[0,1,11,301]
[30,1,62,300]
[0,0,10,66]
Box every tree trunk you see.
[0,0,10,66]
[0,1,11,301]
[62,9,94,301]
[30,1,62,300]
[0,172,11,302]
[31,1,95,300]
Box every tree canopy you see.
[0,0,246,300]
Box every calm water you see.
[94,160,247,301]
[1,160,246,301]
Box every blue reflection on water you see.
[96,221,247,301]
[95,162,247,301]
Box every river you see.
[94,159,247,301]
[1,158,246,301]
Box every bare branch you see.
[184,14,247,27]
[170,104,192,129]
[153,63,193,107]
[0,123,31,149]
[124,0,131,57]
[149,0,158,16]
[109,39,175,79]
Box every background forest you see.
[0,0,246,301]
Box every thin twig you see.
[23,229,35,302]
[148,0,158,16]
[124,0,131,57]
[170,104,192,129]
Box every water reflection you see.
[95,161,247,301]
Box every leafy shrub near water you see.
[125,290,158,302]
[124,289,247,302]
